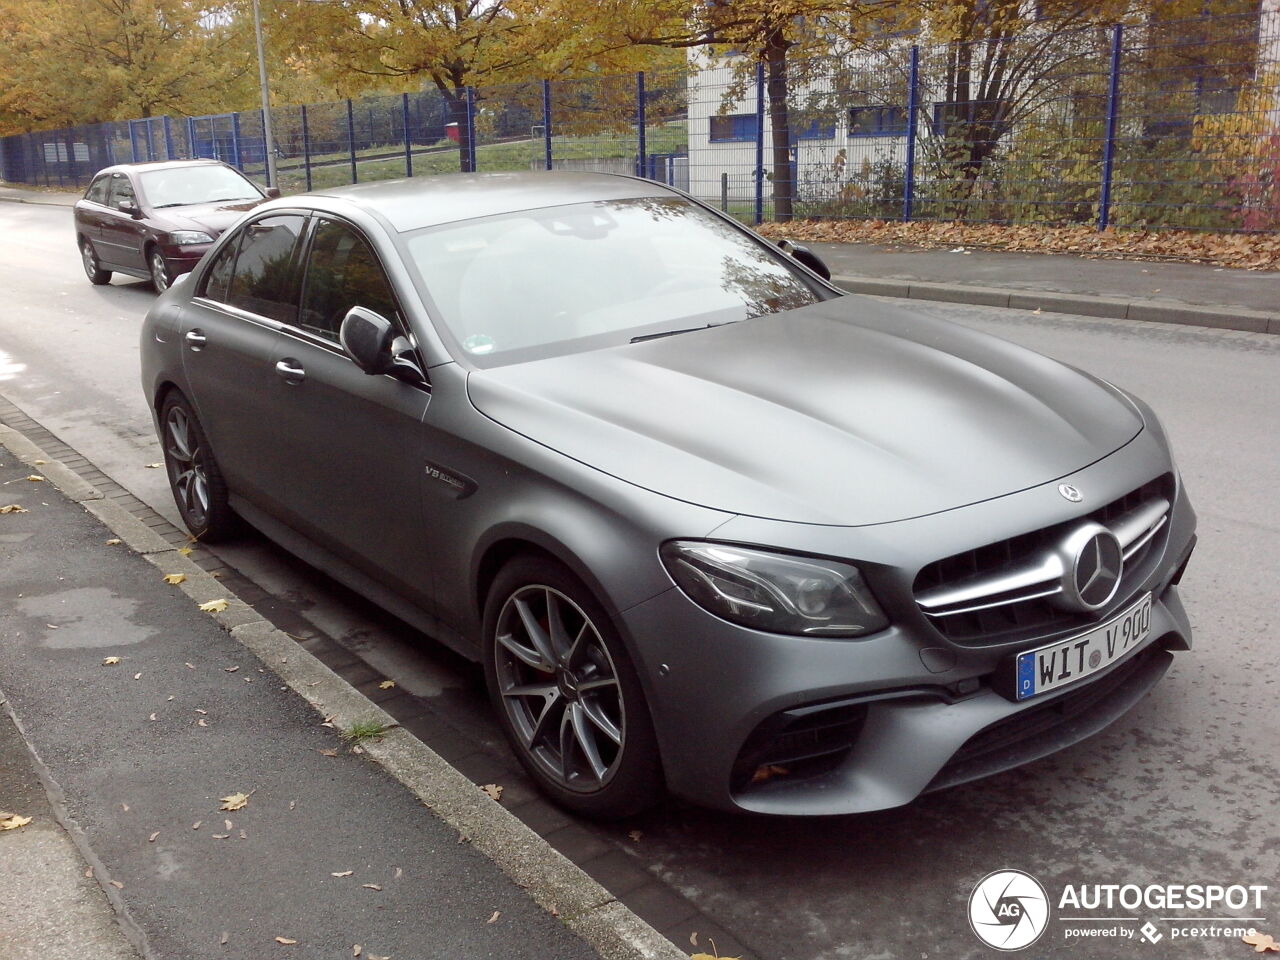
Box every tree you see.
[0,0,255,132]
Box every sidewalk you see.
[4,178,1275,333]
[0,435,662,959]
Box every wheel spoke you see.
[501,681,557,699]
[545,589,570,661]
[558,706,576,778]
[513,597,556,669]
[579,696,622,746]
[527,690,563,749]
[496,630,548,671]
[564,622,590,668]
[576,676,617,694]
[569,702,608,781]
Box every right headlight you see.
[660,541,888,638]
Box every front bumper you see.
[158,242,212,277]
[620,431,1195,815]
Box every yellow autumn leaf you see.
[163,573,186,585]
[378,680,395,690]
[219,792,250,812]
[24,475,44,482]
[102,656,122,665]
[1243,932,1280,953]
[481,784,503,802]
[105,538,122,545]
[274,937,298,945]
[199,599,229,613]
[0,504,28,513]
[178,546,193,556]
[0,813,33,830]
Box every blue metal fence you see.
[2,11,1276,233]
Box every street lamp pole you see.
[251,0,278,188]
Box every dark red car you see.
[74,159,278,291]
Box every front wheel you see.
[80,239,110,285]
[483,556,663,819]
[149,248,171,292]
[159,392,238,542]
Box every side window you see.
[224,215,307,322]
[299,219,400,341]
[201,234,241,304]
[107,176,135,210]
[85,176,110,204]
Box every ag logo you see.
[968,869,1050,951]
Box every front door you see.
[261,216,434,609]
[99,173,146,270]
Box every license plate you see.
[1013,593,1152,701]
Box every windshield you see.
[403,197,826,365]
[140,165,261,208]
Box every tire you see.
[148,247,171,293]
[483,555,663,819]
[80,238,110,285]
[158,392,238,542]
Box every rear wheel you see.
[159,392,238,542]
[149,247,171,292]
[80,238,110,285]
[483,556,663,819]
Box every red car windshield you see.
[140,166,261,209]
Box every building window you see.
[847,105,908,137]
[709,114,759,142]
[795,119,836,140]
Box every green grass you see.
[342,719,392,744]
[275,122,688,193]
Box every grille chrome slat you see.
[913,480,1173,641]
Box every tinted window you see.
[299,219,399,340]
[202,236,239,303]
[107,176,135,209]
[225,215,306,322]
[85,176,110,204]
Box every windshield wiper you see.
[630,321,735,344]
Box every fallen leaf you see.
[195,709,207,714]
[1244,932,1280,953]
[363,883,382,891]
[353,947,362,958]
[239,829,247,839]
[162,573,186,585]
[24,475,44,482]
[32,459,46,465]
[378,680,395,689]
[274,937,298,945]
[105,538,122,545]
[368,955,390,960]
[145,462,162,469]
[394,867,402,879]
[750,764,790,783]
[178,546,193,556]
[192,821,202,830]
[331,870,353,878]
[212,834,230,839]
[224,820,233,831]
[185,663,196,669]
[199,599,229,613]
[288,800,296,810]
[0,504,28,513]
[149,831,160,842]
[84,867,93,878]
[220,932,229,945]
[481,784,503,802]
[109,880,124,889]
[102,657,121,666]
[627,829,642,842]
[318,748,338,757]
[46,623,59,629]
[487,910,500,924]
[120,803,129,812]
[0,813,33,830]
[196,718,209,727]
[219,792,251,812]
[133,672,142,680]
[148,713,157,721]
[224,665,239,673]
[690,932,698,946]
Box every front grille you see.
[914,475,1173,646]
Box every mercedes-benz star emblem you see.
[1053,522,1124,613]
[1058,483,1083,502]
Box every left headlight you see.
[169,230,214,245]
[660,541,888,638]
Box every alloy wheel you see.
[150,251,169,292]
[493,585,625,792]
[81,242,98,279]
[164,405,208,528]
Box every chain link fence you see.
[2,11,1276,232]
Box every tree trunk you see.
[763,29,794,222]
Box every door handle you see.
[184,329,206,350]
[275,358,306,383]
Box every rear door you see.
[260,216,434,608]
[179,213,308,506]
[100,174,147,270]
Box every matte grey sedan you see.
[140,172,1196,818]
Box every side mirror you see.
[777,239,831,281]
[265,187,281,199]
[339,306,426,386]
[119,199,143,219]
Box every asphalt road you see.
[3,201,1278,960]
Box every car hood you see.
[156,199,262,236]
[466,298,1143,526]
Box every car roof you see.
[92,159,237,177]
[308,171,678,233]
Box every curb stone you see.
[831,274,1280,335]
[0,427,687,960]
